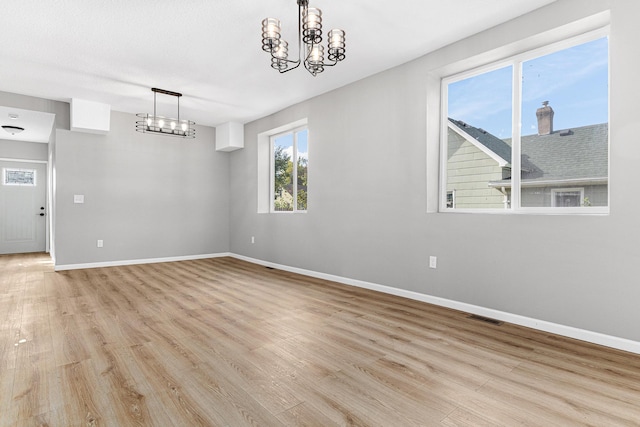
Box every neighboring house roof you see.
[520,123,608,183]
[448,118,511,164]
[449,118,608,187]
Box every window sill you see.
[437,207,609,216]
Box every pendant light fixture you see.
[136,88,195,138]
[2,125,25,135]
[261,0,346,76]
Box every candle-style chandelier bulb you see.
[306,44,324,75]
[271,40,289,70]
[262,18,281,53]
[302,8,322,44]
[261,0,345,76]
[327,29,346,61]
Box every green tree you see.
[274,145,308,211]
[274,145,292,194]
[274,145,293,211]
[297,189,307,210]
[297,156,308,210]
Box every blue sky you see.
[448,37,608,138]
[274,129,308,161]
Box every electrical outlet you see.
[97,240,103,248]
[251,236,255,244]
[429,256,437,269]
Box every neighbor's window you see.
[446,191,455,209]
[442,33,609,213]
[551,188,585,207]
[3,168,36,186]
[271,127,308,212]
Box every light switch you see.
[74,195,84,204]
[429,256,437,269]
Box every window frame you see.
[439,28,609,215]
[257,118,308,214]
[269,125,308,213]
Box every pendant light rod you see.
[151,88,182,97]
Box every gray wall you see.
[0,139,48,161]
[54,110,229,265]
[229,0,640,342]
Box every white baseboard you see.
[54,252,231,271]
[230,253,640,355]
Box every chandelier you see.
[261,0,346,76]
[136,88,195,138]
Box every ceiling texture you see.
[0,0,556,131]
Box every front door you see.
[0,160,47,254]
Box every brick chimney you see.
[536,101,554,135]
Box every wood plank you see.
[2,253,640,426]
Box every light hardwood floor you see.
[1,253,640,426]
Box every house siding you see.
[447,130,506,208]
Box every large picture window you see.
[441,33,609,213]
[271,127,308,212]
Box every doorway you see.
[0,160,47,254]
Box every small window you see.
[552,188,585,207]
[271,127,308,212]
[442,33,608,214]
[446,191,455,209]
[3,168,36,186]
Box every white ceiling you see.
[0,106,55,144]
[0,0,556,131]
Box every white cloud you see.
[282,146,308,161]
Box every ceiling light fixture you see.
[261,0,346,76]
[135,88,195,138]
[2,125,25,135]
